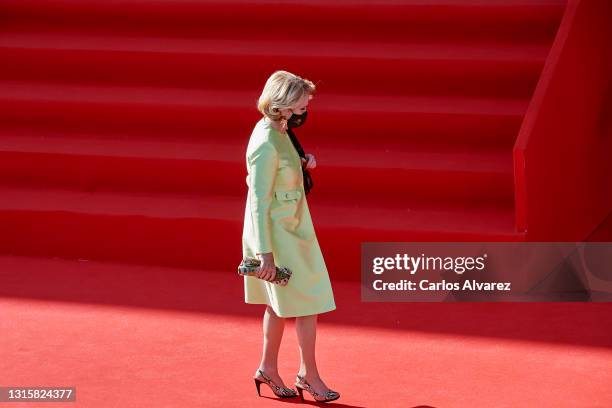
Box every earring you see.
[280,118,288,132]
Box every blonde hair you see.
[257,70,316,121]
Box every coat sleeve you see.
[247,140,279,255]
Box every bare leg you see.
[255,305,290,388]
[295,313,332,395]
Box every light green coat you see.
[242,117,336,317]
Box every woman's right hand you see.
[256,252,276,282]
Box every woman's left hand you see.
[301,153,316,169]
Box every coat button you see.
[285,192,290,199]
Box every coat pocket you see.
[278,158,292,168]
[273,189,301,231]
[274,189,302,202]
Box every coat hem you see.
[245,300,336,318]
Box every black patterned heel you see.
[295,374,340,403]
[296,386,305,402]
[253,369,297,398]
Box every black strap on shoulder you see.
[286,127,314,195]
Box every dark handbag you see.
[238,257,292,286]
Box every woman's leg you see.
[255,305,289,387]
[295,313,333,394]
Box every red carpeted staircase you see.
[0,0,567,279]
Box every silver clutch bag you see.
[238,256,292,286]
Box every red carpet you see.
[2,1,611,406]
[2,254,612,407]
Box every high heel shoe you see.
[295,374,340,403]
[253,369,297,398]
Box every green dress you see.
[242,117,336,317]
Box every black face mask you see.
[287,110,308,128]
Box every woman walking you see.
[241,70,340,403]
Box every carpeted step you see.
[0,32,549,98]
[0,80,529,149]
[0,185,524,281]
[0,0,567,44]
[0,128,515,205]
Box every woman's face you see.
[280,94,310,120]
